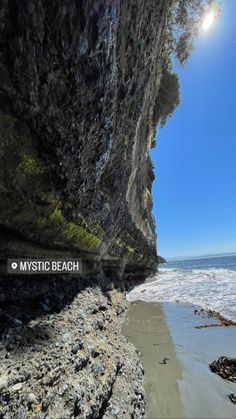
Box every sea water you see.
[125,254,236,418]
[127,254,236,320]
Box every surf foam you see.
[127,268,236,320]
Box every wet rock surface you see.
[194,309,236,329]
[228,393,236,404]
[0,286,145,418]
[209,356,236,383]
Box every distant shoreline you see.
[166,252,236,262]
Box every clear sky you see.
[152,0,236,259]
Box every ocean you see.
[125,254,236,418]
[127,254,236,320]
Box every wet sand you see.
[122,301,236,419]
[122,302,184,419]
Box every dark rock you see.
[0,0,171,417]
[228,393,236,404]
[0,0,169,286]
[12,318,23,327]
[98,304,108,312]
[209,356,236,382]
[42,396,53,412]
[157,256,167,264]
[74,356,88,372]
[93,319,104,331]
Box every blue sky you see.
[152,0,236,258]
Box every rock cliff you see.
[0,0,169,280]
[0,0,171,417]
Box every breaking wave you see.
[127,268,236,320]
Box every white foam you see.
[127,268,236,320]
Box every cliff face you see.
[0,2,171,417]
[0,0,169,280]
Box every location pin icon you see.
[11,262,17,270]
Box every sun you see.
[202,11,215,32]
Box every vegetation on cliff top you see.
[167,0,221,65]
[156,0,221,127]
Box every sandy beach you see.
[122,302,184,419]
[122,301,236,419]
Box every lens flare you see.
[202,11,215,31]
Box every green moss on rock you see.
[64,222,100,248]
[18,154,45,176]
[126,246,135,254]
[0,111,102,251]
[115,237,136,254]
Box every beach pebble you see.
[12,318,23,326]
[58,384,68,396]
[71,340,83,354]
[27,393,36,404]
[0,375,8,391]
[112,405,120,415]
[62,333,70,343]
[11,382,23,392]
[98,304,108,311]
[42,396,53,411]
[87,345,95,356]
[17,409,28,419]
[91,363,103,374]
[93,319,103,330]
[0,286,145,418]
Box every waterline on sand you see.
[122,302,184,419]
[123,301,236,419]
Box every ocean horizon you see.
[166,252,236,262]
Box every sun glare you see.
[202,11,215,31]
